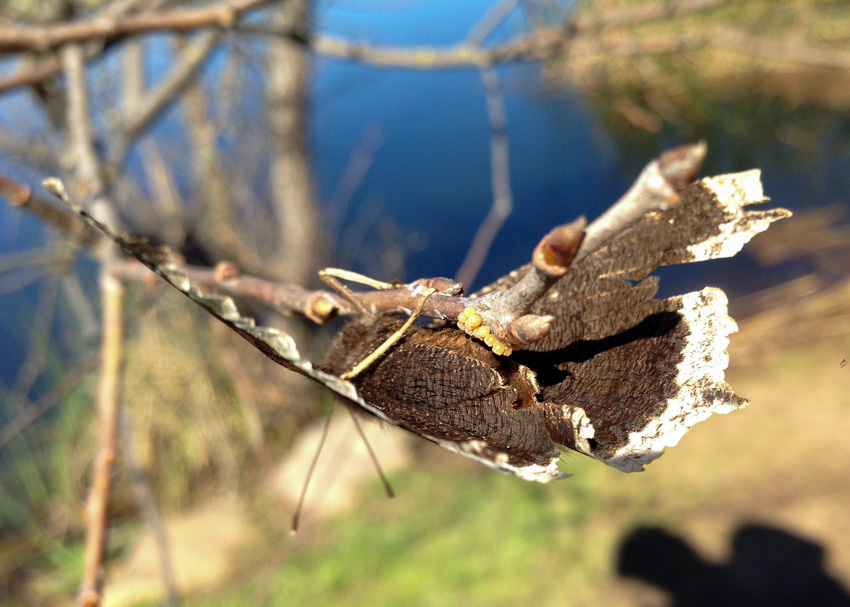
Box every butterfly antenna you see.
[348,408,395,498]
[290,409,334,534]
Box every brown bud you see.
[214,261,240,282]
[306,292,338,324]
[532,217,586,277]
[658,140,707,191]
[507,314,553,346]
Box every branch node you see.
[214,261,240,282]
[507,314,553,346]
[42,177,69,201]
[532,217,586,277]
[306,293,338,324]
[411,277,463,296]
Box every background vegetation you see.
[1,0,848,605]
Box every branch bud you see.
[306,292,338,324]
[658,140,707,191]
[214,261,240,282]
[532,217,586,277]
[507,314,553,346]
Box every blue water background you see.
[1,0,848,393]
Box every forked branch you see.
[49,142,706,356]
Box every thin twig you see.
[0,172,100,245]
[46,142,710,359]
[0,0,271,53]
[305,28,567,69]
[0,359,95,449]
[455,67,513,290]
[10,273,62,414]
[62,41,125,607]
[578,141,707,260]
[466,0,523,47]
[113,29,222,164]
[78,273,124,607]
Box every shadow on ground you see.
[617,523,850,607]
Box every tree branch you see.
[0,0,271,53]
[46,138,709,360]
[465,0,523,47]
[578,141,707,261]
[0,172,99,244]
[455,67,513,289]
[113,29,222,163]
[62,42,125,607]
[78,272,124,607]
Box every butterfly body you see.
[322,315,572,481]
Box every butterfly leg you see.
[318,268,399,315]
[341,286,436,380]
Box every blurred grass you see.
[12,322,850,607]
[185,455,613,607]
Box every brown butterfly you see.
[46,165,790,482]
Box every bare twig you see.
[0,43,106,94]
[78,273,124,607]
[9,273,62,413]
[466,0,523,47]
[113,29,222,163]
[474,217,586,346]
[0,0,271,53]
[183,52,244,261]
[266,0,317,286]
[0,361,94,449]
[63,46,103,201]
[0,172,100,244]
[187,262,350,322]
[61,42,125,607]
[46,142,711,364]
[304,28,568,70]
[455,67,513,290]
[0,248,61,275]
[578,141,707,260]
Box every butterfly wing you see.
[321,315,566,482]
[478,171,790,471]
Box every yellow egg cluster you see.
[457,307,513,356]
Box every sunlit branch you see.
[578,141,706,261]
[47,138,707,356]
[62,42,124,607]
[0,0,271,53]
[0,172,101,245]
[113,29,222,164]
[455,67,513,289]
